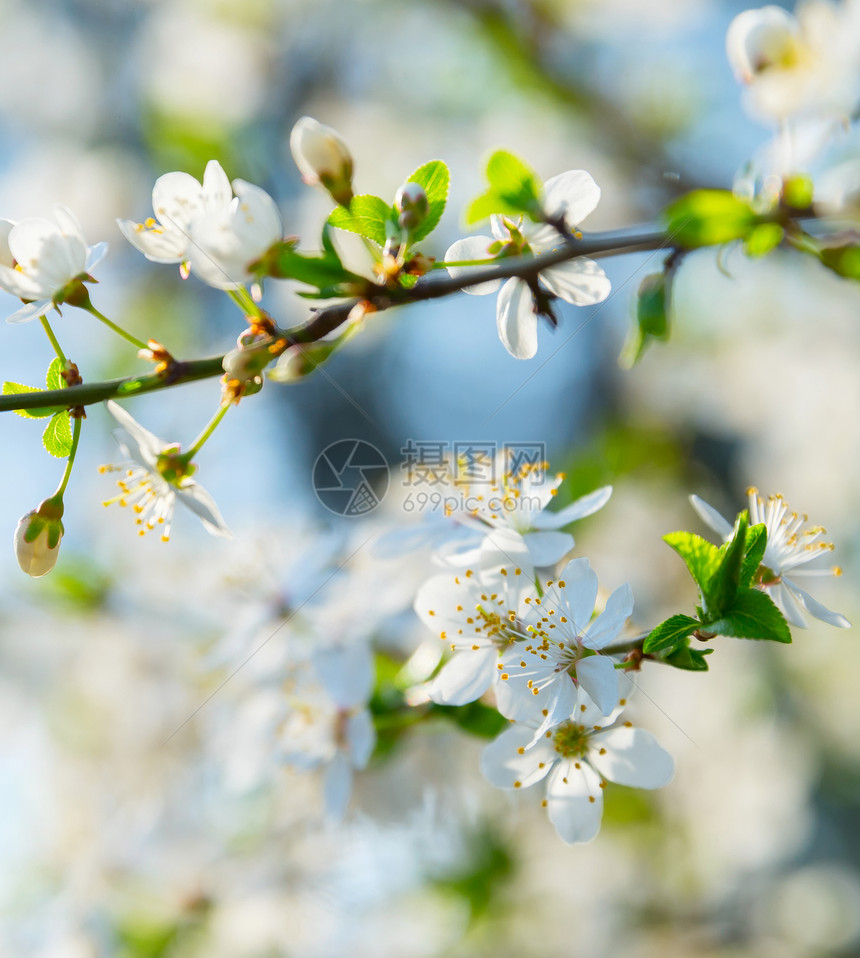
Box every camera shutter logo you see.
[312,439,389,516]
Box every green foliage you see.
[707,511,748,617]
[466,149,543,224]
[3,361,72,456]
[662,640,713,671]
[405,159,449,242]
[707,588,792,643]
[429,700,508,738]
[43,411,73,459]
[268,234,360,298]
[663,530,721,597]
[783,173,814,210]
[740,522,767,588]
[623,271,669,365]
[744,222,784,258]
[819,244,860,281]
[663,189,758,248]
[329,194,394,247]
[643,613,700,654]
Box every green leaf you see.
[430,700,508,738]
[703,511,748,618]
[819,244,860,281]
[663,530,721,593]
[466,149,542,224]
[46,357,65,391]
[708,589,792,643]
[406,160,449,242]
[267,247,359,295]
[643,613,701,654]
[740,523,767,589]
[663,189,757,248]
[662,640,713,671]
[744,222,784,258]
[43,411,73,458]
[2,381,61,419]
[328,194,394,247]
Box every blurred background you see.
[1,0,860,955]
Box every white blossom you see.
[445,170,611,359]
[289,116,354,205]
[480,683,673,845]
[99,400,231,541]
[691,488,849,629]
[0,206,106,323]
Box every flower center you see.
[552,721,590,759]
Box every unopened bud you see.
[15,495,64,577]
[395,182,429,231]
[290,117,354,207]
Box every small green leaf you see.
[2,381,61,419]
[663,190,757,248]
[268,247,359,294]
[744,222,784,258]
[643,613,701,654]
[662,640,713,671]
[708,588,792,643]
[406,160,449,242]
[46,357,65,391]
[466,149,543,224]
[663,530,721,593]
[329,194,394,247]
[740,523,767,589]
[43,411,73,458]
[819,244,860,281]
[703,511,748,618]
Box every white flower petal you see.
[174,481,233,538]
[546,759,604,844]
[540,257,611,306]
[346,709,376,769]
[583,582,633,649]
[444,236,501,295]
[689,494,734,538]
[151,170,205,233]
[553,557,598,631]
[85,241,108,272]
[783,578,850,628]
[426,648,498,706]
[541,170,602,229]
[521,530,574,568]
[116,218,188,263]
[531,485,612,530]
[314,642,374,708]
[203,159,233,210]
[323,751,353,822]
[496,277,538,359]
[480,724,555,790]
[575,655,619,716]
[589,726,675,789]
[5,299,52,324]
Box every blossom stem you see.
[183,403,231,460]
[54,415,82,498]
[227,287,266,320]
[84,305,149,351]
[40,317,67,364]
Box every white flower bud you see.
[289,117,354,206]
[15,496,64,577]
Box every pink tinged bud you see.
[15,496,64,577]
[395,182,429,231]
[289,117,354,206]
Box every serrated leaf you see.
[643,613,701,654]
[704,511,748,618]
[328,194,394,247]
[663,530,721,594]
[708,589,792,643]
[45,357,65,391]
[740,523,767,589]
[406,160,449,242]
[2,381,60,419]
[662,640,713,671]
[663,189,757,248]
[43,411,72,458]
